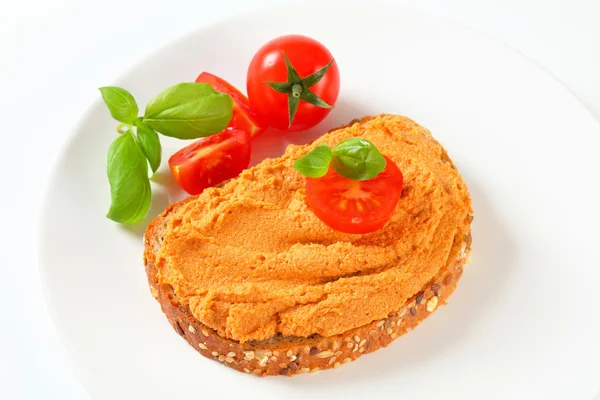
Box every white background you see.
[1,0,599,398]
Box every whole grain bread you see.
[143,116,473,376]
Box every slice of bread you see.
[143,115,472,376]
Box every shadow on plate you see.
[278,179,515,385]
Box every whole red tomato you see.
[247,35,340,132]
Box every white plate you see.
[38,4,600,399]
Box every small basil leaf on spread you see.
[142,82,233,139]
[293,144,333,178]
[106,130,151,224]
[135,122,162,174]
[331,138,386,181]
[99,86,139,124]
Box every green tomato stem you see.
[292,83,303,98]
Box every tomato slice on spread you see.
[168,128,251,195]
[195,72,266,138]
[305,156,403,234]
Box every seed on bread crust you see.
[426,296,439,312]
[416,292,424,304]
[316,350,334,358]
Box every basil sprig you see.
[99,83,233,224]
[293,138,386,181]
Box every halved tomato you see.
[196,72,266,138]
[305,156,403,234]
[169,128,251,195]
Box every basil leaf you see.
[99,86,139,124]
[106,130,151,224]
[142,82,233,139]
[135,123,162,174]
[332,138,387,181]
[293,145,333,178]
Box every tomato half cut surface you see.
[196,72,266,138]
[169,128,251,195]
[305,156,403,234]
